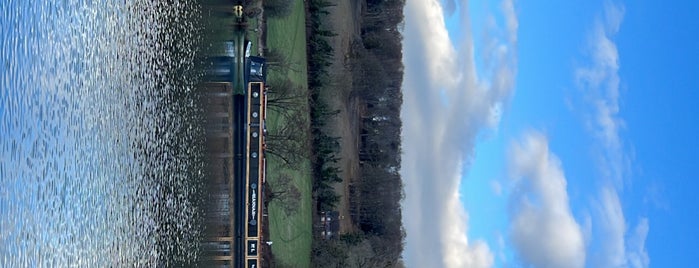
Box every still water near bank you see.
[1,0,211,266]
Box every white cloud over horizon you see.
[400,0,518,267]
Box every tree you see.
[266,173,302,216]
[265,77,307,119]
[265,109,310,169]
[265,49,301,72]
[306,0,407,266]
[263,0,294,18]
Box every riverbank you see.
[263,0,314,266]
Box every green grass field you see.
[264,0,312,267]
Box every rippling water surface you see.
[1,0,208,266]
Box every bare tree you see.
[266,173,302,216]
[265,49,301,72]
[266,77,307,119]
[265,109,310,169]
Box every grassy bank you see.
[264,0,313,266]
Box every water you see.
[1,0,209,266]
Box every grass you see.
[264,0,312,267]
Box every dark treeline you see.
[349,0,405,266]
[305,0,345,214]
[352,0,405,254]
[305,0,350,265]
[306,0,406,266]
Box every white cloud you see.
[576,2,628,188]
[590,189,650,268]
[496,232,506,263]
[627,218,650,268]
[501,0,518,44]
[594,187,627,267]
[401,0,518,267]
[575,2,650,267]
[507,131,586,268]
[442,188,494,268]
[490,180,502,196]
[643,181,669,211]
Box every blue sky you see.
[402,0,699,267]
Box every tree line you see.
[305,0,407,266]
[263,0,406,265]
[346,0,406,265]
[305,0,345,214]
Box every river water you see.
[1,0,210,266]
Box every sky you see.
[401,0,699,267]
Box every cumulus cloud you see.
[401,0,518,267]
[507,132,585,268]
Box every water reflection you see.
[1,0,207,266]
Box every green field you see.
[264,0,312,267]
